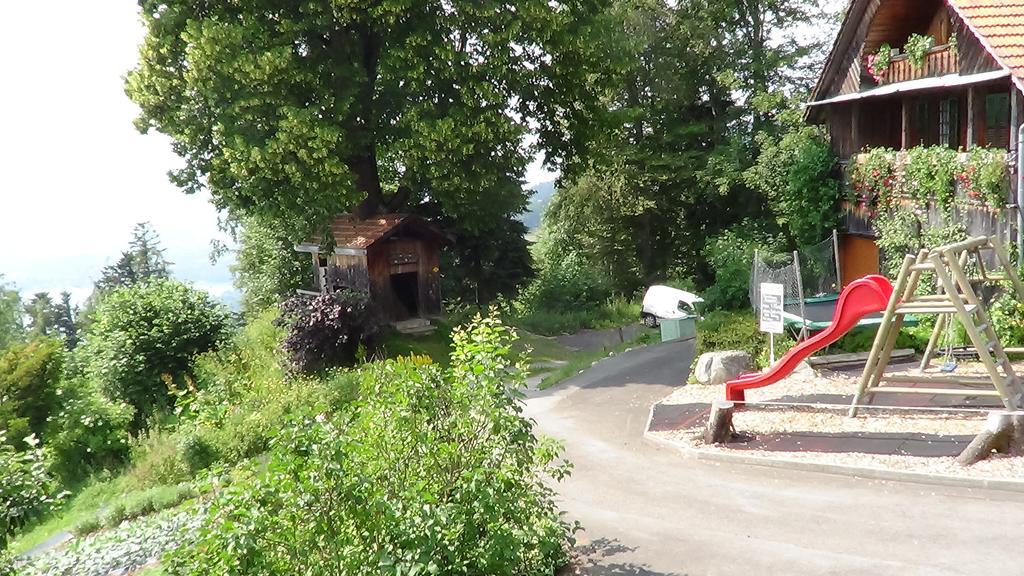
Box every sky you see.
[0,1,559,305]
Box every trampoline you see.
[782,293,918,334]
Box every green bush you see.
[1,434,65,547]
[513,296,640,336]
[177,432,219,473]
[696,310,794,369]
[831,325,930,354]
[82,279,230,429]
[45,377,133,483]
[277,289,381,373]
[71,516,103,537]
[166,312,575,576]
[702,223,783,310]
[128,428,191,487]
[0,338,63,449]
[990,291,1024,346]
[518,252,612,313]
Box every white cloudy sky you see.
[0,2,556,304]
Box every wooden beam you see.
[1011,88,1019,153]
[851,102,860,151]
[901,97,911,149]
[967,86,976,149]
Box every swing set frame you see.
[849,236,1024,417]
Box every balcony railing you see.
[878,45,956,84]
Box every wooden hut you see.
[295,214,450,322]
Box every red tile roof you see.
[950,0,1024,89]
[328,214,409,249]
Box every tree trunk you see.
[704,399,735,444]
[956,411,1024,466]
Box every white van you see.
[641,285,703,328]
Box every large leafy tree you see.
[545,0,836,294]
[126,1,608,234]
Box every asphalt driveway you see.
[524,337,1024,575]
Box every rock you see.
[694,351,752,385]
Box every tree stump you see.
[956,411,1024,466]
[704,399,735,444]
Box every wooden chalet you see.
[807,0,1024,282]
[296,214,450,322]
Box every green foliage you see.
[93,222,172,296]
[126,0,605,269]
[747,125,841,246]
[958,148,1010,207]
[513,296,640,336]
[52,292,80,350]
[873,208,967,277]
[990,291,1024,346]
[866,43,891,81]
[695,310,794,369]
[848,146,897,207]
[702,222,783,310]
[82,279,230,428]
[0,277,23,352]
[85,484,196,533]
[1,434,65,547]
[904,33,934,69]
[277,290,381,373]
[166,313,575,576]
[0,338,63,450]
[231,215,308,317]
[903,146,957,210]
[519,251,612,313]
[831,325,930,354]
[25,293,57,339]
[45,377,133,483]
[849,146,1008,212]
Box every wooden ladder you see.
[849,237,1023,417]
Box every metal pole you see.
[1017,124,1024,264]
[832,228,842,289]
[793,250,807,342]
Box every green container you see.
[660,315,697,342]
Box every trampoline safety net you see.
[749,235,839,316]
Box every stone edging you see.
[643,402,1024,494]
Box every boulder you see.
[694,351,752,385]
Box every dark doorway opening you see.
[390,272,419,318]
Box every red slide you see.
[724,275,894,402]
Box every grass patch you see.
[375,321,455,365]
[538,331,656,390]
[8,476,194,555]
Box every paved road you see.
[524,338,1024,576]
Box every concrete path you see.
[524,338,1024,575]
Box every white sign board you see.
[759,283,785,334]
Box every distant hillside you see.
[520,180,556,231]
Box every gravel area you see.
[651,359,1024,479]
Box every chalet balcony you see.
[875,45,957,85]
[840,147,1017,238]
